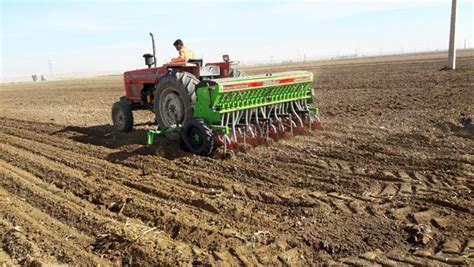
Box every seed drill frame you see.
[147,71,321,152]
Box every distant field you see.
[0,51,473,265]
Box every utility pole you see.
[269,56,274,64]
[447,0,457,70]
[464,39,467,50]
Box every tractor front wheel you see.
[181,118,215,156]
[112,100,134,132]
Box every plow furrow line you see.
[0,184,106,265]
[0,132,232,212]
[0,159,215,265]
[0,140,221,223]
[0,117,64,134]
[0,125,244,196]
[288,131,471,172]
[237,150,399,194]
[118,155,236,193]
[0,128,320,236]
[0,142,272,257]
[0,172,144,264]
[0,215,53,265]
[0,121,114,159]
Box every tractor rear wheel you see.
[181,118,215,156]
[112,100,134,132]
[153,71,199,129]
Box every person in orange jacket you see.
[171,39,195,63]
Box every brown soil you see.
[0,51,473,265]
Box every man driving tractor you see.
[171,39,195,63]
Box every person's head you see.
[173,39,183,50]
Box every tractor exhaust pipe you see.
[149,32,157,68]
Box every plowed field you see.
[1,51,473,265]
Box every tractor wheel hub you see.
[160,88,184,126]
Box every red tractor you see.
[112,33,243,132]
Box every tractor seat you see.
[188,59,203,67]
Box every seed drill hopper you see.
[148,71,321,155]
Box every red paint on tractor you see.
[123,61,234,103]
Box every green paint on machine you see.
[147,70,321,155]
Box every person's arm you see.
[179,49,186,59]
[170,49,186,63]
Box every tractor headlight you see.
[222,54,230,62]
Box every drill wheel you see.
[181,118,215,156]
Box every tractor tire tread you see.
[111,100,134,132]
[181,118,215,156]
[153,71,199,129]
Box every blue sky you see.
[1,0,473,81]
